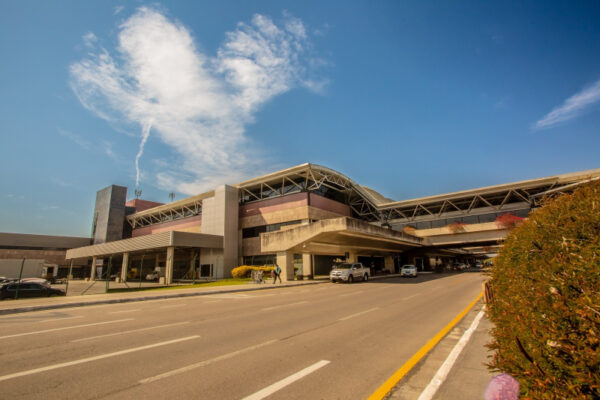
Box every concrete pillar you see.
[384,256,394,273]
[302,253,313,279]
[166,246,175,285]
[346,251,358,263]
[90,256,97,281]
[121,252,129,282]
[276,251,295,282]
[201,185,239,278]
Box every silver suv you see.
[330,262,370,283]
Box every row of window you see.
[242,220,303,239]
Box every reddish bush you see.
[446,221,466,233]
[494,213,525,230]
[487,181,600,399]
[402,225,416,235]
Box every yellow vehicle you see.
[127,267,139,280]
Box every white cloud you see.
[58,128,91,150]
[70,7,326,194]
[114,5,124,15]
[103,140,119,161]
[52,178,73,188]
[534,78,600,129]
[82,32,97,48]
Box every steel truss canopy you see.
[127,191,212,229]
[236,164,384,222]
[234,163,600,225]
[126,163,600,229]
[378,168,600,226]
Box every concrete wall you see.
[202,185,238,278]
[132,215,202,237]
[0,259,45,279]
[93,185,127,245]
[125,199,164,213]
[199,248,223,278]
[308,193,351,217]
[0,249,82,266]
[239,193,351,229]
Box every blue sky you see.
[1,1,599,236]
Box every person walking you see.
[272,264,282,284]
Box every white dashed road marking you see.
[0,319,134,340]
[140,339,277,384]
[0,336,200,382]
[71,321,191,343]
[338,307,379,321]
[240,360,331,400]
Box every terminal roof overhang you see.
[127,163,600,227]
[65,231,223,260]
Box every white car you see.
[330,262,370,283]
[400,264,418,278]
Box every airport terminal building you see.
[65,163,600,283]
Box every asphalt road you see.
[0,272,485,400]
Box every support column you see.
[121,252,129,282]
[90,256,97,281]
[384,256,394,273]
[276,251,294,282]
[346,251,358,263]
[302,253,313,279]
[166,246,174,285]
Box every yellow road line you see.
[366,292,483,400]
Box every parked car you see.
[330,262,370,283]
[145,267,165,282]
[0,282,66,300]
[400,264,418,278]
[452,262,468,271]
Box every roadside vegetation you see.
[487,180,600,399]
[231,265,275,278]
[107,278,252,293]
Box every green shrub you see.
[487,180,600,399]
[231,265,275,278]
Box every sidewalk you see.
[0,273,402,315]
[0,279,322,315]
[386,300,494,399]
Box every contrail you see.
[135,120,153,187]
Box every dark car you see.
[0,282,66,300]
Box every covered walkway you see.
[260,217,424,280]
[65,231,223,284]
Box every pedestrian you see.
[272,264,282,284]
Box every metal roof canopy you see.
[66,231,223,260]
[125,163,600,227]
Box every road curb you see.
[0,272,405,316]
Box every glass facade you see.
[242,220,303,239]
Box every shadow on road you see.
[336,270,486,285]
